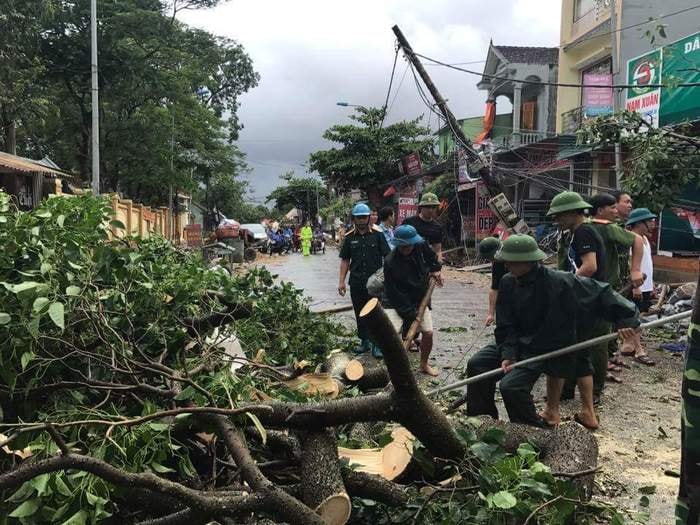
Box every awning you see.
[555,134,594,161]
[0,151,68,178]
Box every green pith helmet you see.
[496,234,546,262]
[626,207,657,226]
[546,191,592,217]
[478,236,502,258]
[418,192,439,207]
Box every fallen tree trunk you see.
[298,430,351,525]
[320,352,389,392]
[360,298,466,461]
[475,418,598,500]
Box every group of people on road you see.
[337,193,445,375]
[468,190,659,430]
[337,187,660,431]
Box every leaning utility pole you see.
[90,0,100,194]
[392,25,494,191]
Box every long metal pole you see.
[428,309,693,399]
[90,0,100,194]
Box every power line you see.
[380,46,400,129]
[387,62,410,115]
[414,52,700,89]
[575,3,700,47]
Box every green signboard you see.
[626,31,700,126]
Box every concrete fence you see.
[109,194,189,242]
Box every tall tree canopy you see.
[308,107,435,194]
[1,0,259,207]
[266,172,328,220]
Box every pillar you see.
[512,83,522,147]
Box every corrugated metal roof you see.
[0,151,68,178]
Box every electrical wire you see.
[380,46,400,129]
[414,52,700,89]
[387,62,410,115]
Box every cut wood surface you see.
[283,373,342,398]
[337,426,415,481]
[344,360,364,382]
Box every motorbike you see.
[311,230,326,254]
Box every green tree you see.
[266,172,328,220]
[576,111,700,210]
[308,106,435,193]
[10,0,258,207]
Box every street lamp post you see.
[90,0,100,194]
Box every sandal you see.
[634,354,656,366]
[606,372,623,383]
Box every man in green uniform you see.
[403,192,444,261]
[464,235,638,428]
[478,236,505,327]
[338,203,391,355]
[588,193,645,370]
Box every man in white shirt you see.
[622,207,658,365]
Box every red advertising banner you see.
[402,152,422,177]
[397,192,418,225]
[475,182,498,240]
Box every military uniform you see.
[677,305,700,523]
[339,225,390,341]
[465,236,639,427]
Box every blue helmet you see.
[352,203,371,216]
[393,225,424,246]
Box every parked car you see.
[241,223,269,253]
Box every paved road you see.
[262,247,491,382]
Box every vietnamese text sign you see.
[626,31,700,127]
[583,73,613,117]
[397,193,418,225]
[475,182,498,240]
[402,152,422,177]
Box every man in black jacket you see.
[383,224,443,375]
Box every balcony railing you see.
[495,131,549,149]
[561,107,584,134]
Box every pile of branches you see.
[0,193,624,524]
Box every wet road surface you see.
[261,247,492,383]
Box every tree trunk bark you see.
[4,119,16,155]
[298,430,351,525]
[360,298,466,460]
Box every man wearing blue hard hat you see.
[339,202,391,355]
[383,224,443,376]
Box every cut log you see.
[337,426,414,482]
[298,430,351,525]
[283,373,343,399]
[320,351,352,379]
[344,360,364,382]
[474,417,598,500]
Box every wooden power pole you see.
[392,25,500,193]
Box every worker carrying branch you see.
[464,234,639,428]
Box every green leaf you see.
[65,285,81,297]
[4,281,40,294]
[0,312,10,325]
[54,475,72,497]
[9,498,41,517]
[86,491,108,506]
[40,262,52,275]
[246,412,267,445]
[56,214,65,227]
[48,302,65,330]
[148,422,169,432]
[151,462,175,473]
[639,485,656,494]
[30,473,50,495]
[33,296,50,312]
[20,351,35,371]
[639,495,650,507]
[35,209,52,218]
[491,491,517,509]
[110,219,126,230]
[61,509,88,525]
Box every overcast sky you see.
[180,0,562,204]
